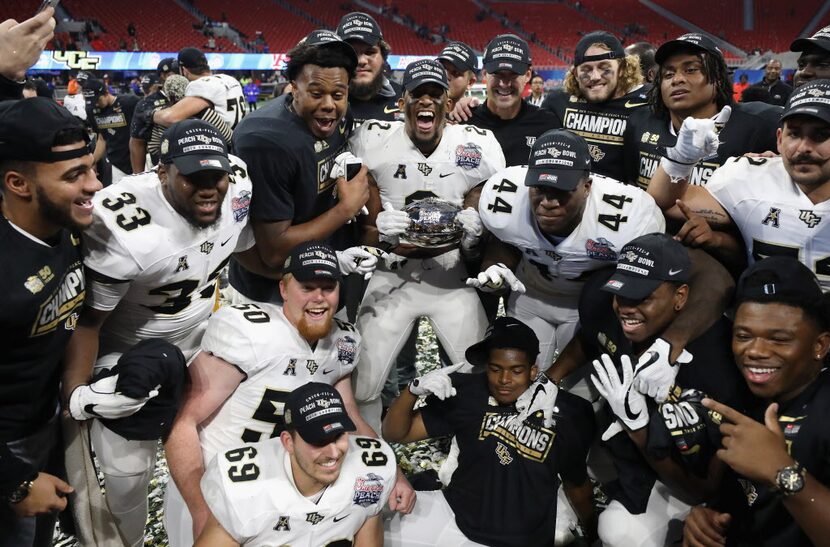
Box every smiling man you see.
[196,382,396,547]
[791,25,830,88]
[228,30,373,303]
[623,33,780,190]
[60,118,258,547]
[164,241,392,546]
[382,317,596,546]
[541,31,649,181]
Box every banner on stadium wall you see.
[32,50,458,72]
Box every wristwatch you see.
[775,461,806,496]
[7,478,34,504]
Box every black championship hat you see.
[157,57,178,74]
[437,41,479,73]
[574,31,625,66]
[781,79,830,125]
[655,33,724,65]
[0,97,89,163]
[178,47,209,71]
[159,119,232,175]
[791,25,830,53]
[466,316,540,367]
[284,382,356,445]
[735,256,824,303]
[82,78,107,102]
[336,12,383,45]
[282,241,343,282]
[402,59,449,91]
[299,29,358,69]
[140,73,160,92]
[602,232,691,300]
[483,34,531,74]
[525,129,592,190]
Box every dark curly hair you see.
[284,43,357,82]
[648,49,732,118]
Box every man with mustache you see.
[647,79,830,290]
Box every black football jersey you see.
[349,79,403,129]
[541,86,652,181]
[87,94,139,175]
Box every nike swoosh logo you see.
[638,351,660,371]
[383,105,399,114]
[439,173,452,178]
[625,101,648,108]
[527,383,547,410]
[220,236,233,246]
[322,368,335,374]
[333,515,348,522]
[668,268,683,276]
[623,391,642,422]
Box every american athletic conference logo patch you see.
[353,473,385,507]
[232,190,252,222]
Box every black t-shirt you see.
[718,370,830,547]
[349,79,403,128]
[541,86,652,181]
[577,268,748,513]
[87,93,139,174]
[130,90,171,166]
[462,100,559,167]
[420,372,595,547]
[0,217,85,442]
[228,94,355,301]
[622,101,781,189]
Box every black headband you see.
[579,51,623,64]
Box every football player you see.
[570,234,748,546]
[164,242,413,546]
[791,25,830,88]
[83,78,140,183]
[647,79,830,291]
[684,257,830,546]
[383,318,596,546]
[196,382,397,546]
[541,31,650,181]
[151,47,244,143]
[348,59,506,430]
[623,33,780,191]
[61,120,261,546]
[436,41,479,106]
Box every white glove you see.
[632,338,693,403]
[591,354,649,440]
[466,263,526,293]
[336,246,378,280]
[331,151,362,180]
[68,375,159,421]
[513,374,559,428]
[359,245,408,271]
[455,207,483,250]
[661,105,731,181]
[408,363,465,400]
[376,202,410,246]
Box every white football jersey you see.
[186,73,247,129]
[82,155,254,356]
[480,166,666,297]
[349,121,505,208]
[201,435,396,546]
[707,156,830,289]
[198,304,361,461]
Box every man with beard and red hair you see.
[164,241,409,546]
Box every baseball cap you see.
[178,47,209,70]
[524,129,592,190]
[465,317,540,367]
[157,57,178,74]
[336,12,383,45]
[655,33,723,65]
[282,241,343,282]
[601,233,691,300]
[159,119,232,175]
[574,31,625,66]
[140,73,160,92]
[735,256,823,303]
[82,78,107,102]
[483,34,531,75]
[298,29,358,69]
[781,79,830,125]
[791,25,830,53]
[437,41,479,73]
[284,382,356,445]
[402,59,449,91]
[0,97,89,162]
